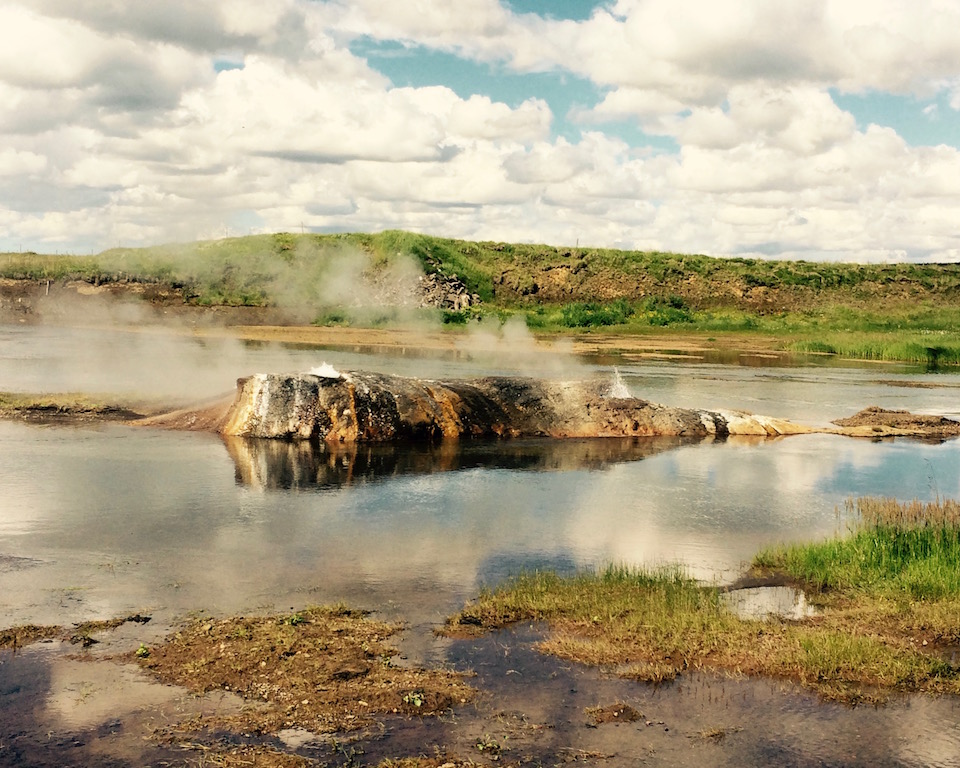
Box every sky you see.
[2,1,960,262]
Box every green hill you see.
[3,231,960,364]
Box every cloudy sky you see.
[2,0,960,262]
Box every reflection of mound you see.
[222,435,704,491]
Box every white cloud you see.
[0,148,46,176]
[327,0,512,53]
[0,6,109,89]
[0,1,959,263]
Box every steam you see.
[269,240,428,324]
[0,237,618,403]
[453,315,590,379]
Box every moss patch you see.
[0,624,62,650]
[0,614,152,650]
[138,605,475,735]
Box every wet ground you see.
[4,621,960,767]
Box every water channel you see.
[2,323,960,766]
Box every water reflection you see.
[223,434,706,491]
[2,421,960,626]
[722,586,818,621]
[5,325,960,766]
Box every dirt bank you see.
[0,278,301,327]
[0,393,153,423]
[0,276,793,359]
[833,406,960,438]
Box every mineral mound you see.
[217,369,806,442]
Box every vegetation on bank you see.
[0,392,148,422]
[4,230,960,364]
[445,497,960,703]
[755,497,960,599]
[0,607,478,768]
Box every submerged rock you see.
[219,369,811,443]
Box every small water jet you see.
[608,367,631,398]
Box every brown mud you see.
[0,615,151,651]
[833,406,960,438]
[6,617,960,767]
[136,605,475,735]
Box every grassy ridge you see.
[4,231,960,363]
[6,231,960,310]
[445,497,960,702]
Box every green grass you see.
[755,498,960,598]
[8,231,960,313]
[519,301,960,365]
[446,497,960,702]
[0,252,106,282]
[6,231,960,364]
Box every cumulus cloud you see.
[0,148,46,177]
[0,0,959,262]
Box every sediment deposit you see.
[218,369,811,442]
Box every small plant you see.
[441,309,470,325]
[135,644,150,658]
[560,299,634,327]
[402,690,425,708]
[475,735,501,755]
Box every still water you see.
[2,324,960,766]
[2,324,959,627]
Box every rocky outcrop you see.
[832,406,960,439]
[416,273,480,310]
[218,369,812,443]
[128,369,960,443]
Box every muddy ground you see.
[4,613,960,768]
[833,406,960,438]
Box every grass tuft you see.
[756,497,960,598]
[446,499,960,702]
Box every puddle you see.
[3,621,960,767]
[721,586,818,621]
[0,641,245,767]
[321,625,960,768]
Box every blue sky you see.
[1,0,959,262]
[831,91,960,149]
[350,37,679,151]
